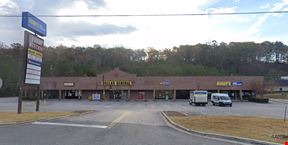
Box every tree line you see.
[0,41,288,97]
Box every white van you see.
[189,91,208,106]
[211,93,232,107]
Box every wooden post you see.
[17,86,23,114]
[284,106,287,122]
[36,86,40,112]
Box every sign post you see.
[18,12,46,114]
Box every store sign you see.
[101,80,133,86]
[216,81,231,86]
[64,82,75,87]
[22,12,47,37]
[160,80,171,86]
[23,31,44,85]
[232,82,243,86]
[216,81,243,86]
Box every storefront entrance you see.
[108,90,128,100]
[176,90,189,99]
[63,90,81,99]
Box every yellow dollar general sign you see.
[101,80,133,86]
[216,81,231,86]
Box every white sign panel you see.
[64,83,74,87]
[92,94,101,101]
[23,31,44,85]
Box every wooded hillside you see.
[1,41,288,97]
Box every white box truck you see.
[189,91,208,106]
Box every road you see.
[0,104,244,145]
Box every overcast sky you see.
[0,0,288,49]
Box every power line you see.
[0,11,288,17]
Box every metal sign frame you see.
[19,11,46,114]
[23,31,44,85]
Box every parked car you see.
[211,93,232,107]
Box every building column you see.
[217,90,220,93]
[153,90,156,100]
[128,90,131,100]
[78,90,82,99]
[102,90,106,100]
[240,90,243,101]
[40,90,44,100]
[173,90,176,101]
[59,89,62,99]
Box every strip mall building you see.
[40,68,264,100]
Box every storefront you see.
[40,68,264,100]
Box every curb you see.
[161,111,280,145]
[270,99,288,104]
[0,110,96,127]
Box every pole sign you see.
[22,12,47,37]
[23,31,44,85]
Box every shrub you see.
[23,96,36,101]
[248,97,269,103]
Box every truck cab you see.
[189,91,208,106]
[211,93,232,107]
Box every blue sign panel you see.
[163,80,170,86]
[22,12,47,37]
[232,82,243,86]
[193,91,208,94]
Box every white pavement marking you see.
[108,111,130,129]
[32,122,108,129]
[104,105,111,108]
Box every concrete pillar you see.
[59,89,62,99]
[128,90,130,100]
[240,90,243,101]
[79,90,82,99]
[173,90,176,100]
[153,90,156,100]
[40,90,44,100]
[217,90,220,93]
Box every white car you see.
[211,93,232,107]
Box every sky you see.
[0,0,288,49]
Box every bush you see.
[248,97,269,103]
[23,96,36,101]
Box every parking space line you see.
[107,111,130,129]
[32,122,108,129]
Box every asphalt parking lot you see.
[0,97,243,145]
[1,97,287,145]
[1,97,287,119]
